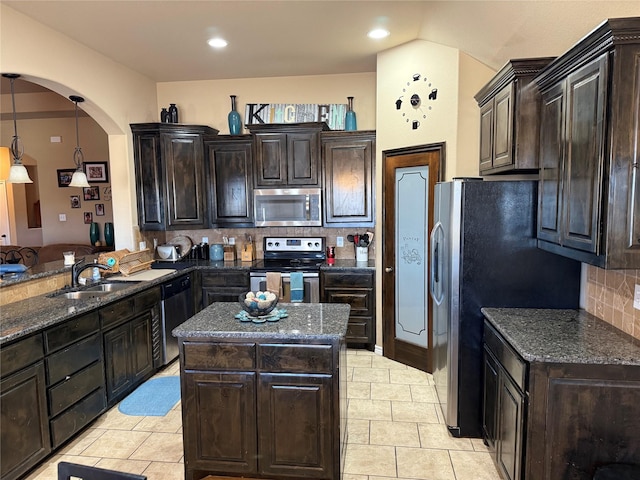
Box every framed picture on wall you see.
[70,195,81,209]
[83,186,100,201]
[84,212,93,224]
[95,203,105,216]
[57,169,75,187]
[84,162,109,183]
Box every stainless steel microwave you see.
[254,188,322,227]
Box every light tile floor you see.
[25,349,501,480]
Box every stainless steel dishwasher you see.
[160,274,193,366]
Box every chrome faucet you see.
[71,258,111,288]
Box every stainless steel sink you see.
[48,281,138,299]
[84,282,135,293]
[59,290,108,300]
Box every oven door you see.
[250,272,320,303]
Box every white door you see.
[0,181,11,245]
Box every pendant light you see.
[2,73,33,183]
[69,94,90,188]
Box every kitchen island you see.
[173,302,350,480]
[481,308,640,480]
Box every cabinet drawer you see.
[201,271,249,288]
[324,289,373,316]
[0,334,44,378]
[50,387,105,448]
[46,333,102,385]
[346,320,371,343]
[322,271,374,288]
[259,344,332,373]
[100,297,135,330]
[134,287,161,312]
[183,342,255,370]
[44,311,99,354]
[48,360,104,417]
[484,321,526,391]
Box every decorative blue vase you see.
[228,95,242,135]
[89,222,100,246]
[345,96,357,131]
[104,222,114,247]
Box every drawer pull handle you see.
[65,375,71,381]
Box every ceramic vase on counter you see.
[89,222,99,246]
[345,96,357,131]
[228,95,242,135]
[104,222,114,247]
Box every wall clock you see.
[395,73,439,130]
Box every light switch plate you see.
[59,214,66,222]
[634,284,640,310]
[337,236,344,247]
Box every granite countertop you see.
[481,307,640,366]
[173,302,350,341]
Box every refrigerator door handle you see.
[430,222,444,305]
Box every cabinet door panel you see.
[0,362,50,480]
[288,133,319,185]
[497,375,524,480]
[206,140,253,225]
[183,372,257,474]
[255,134,287,186]
[130,314,153,384]
[104,323,132,402]
[562,55,608,253]
[322,134,375,226]
[493,83,514,168]
[258,373,332,478]
[134,133,164,229]
[482,348,499,450]
[538,84,565,245]
[479,102,494,172]
[163,134,206,227]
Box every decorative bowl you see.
[239,291,279,317]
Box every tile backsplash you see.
[585,265,640,340]
[158,227,376,261]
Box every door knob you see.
[385,267,393,273]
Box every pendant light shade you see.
[69,95,90,188]
[2,73,33,184]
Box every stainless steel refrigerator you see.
[429,179,581,438]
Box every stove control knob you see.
[315,242,320,248]
[267,241,273,247]
[274,241,280,247]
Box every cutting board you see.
[109,269,176,282]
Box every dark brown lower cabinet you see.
[201,270,250,307]
[483,319,640,480]
[180,339,344,480]
[321,269,375,350]
[103,313,153,405]
[0,360,50,480]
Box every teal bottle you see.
[345,96,357,131]
[228,95,242,135]
[104,222,114,247]
[89,222,99,246]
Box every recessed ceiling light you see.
[368,28,389,39]
[207,38,228,48]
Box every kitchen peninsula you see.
[173,302,350,480]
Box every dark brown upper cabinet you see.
[131,123,218,231]
[204,135,254,227]
[321,130,375,227]
[248,122,329,187]
[475,58,555,175]
[534,17,640,269]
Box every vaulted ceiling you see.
[3,0,639,84]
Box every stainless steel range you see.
[250,236,325,303]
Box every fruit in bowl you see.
[240,291,279,317]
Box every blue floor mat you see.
[118,376,181,416]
